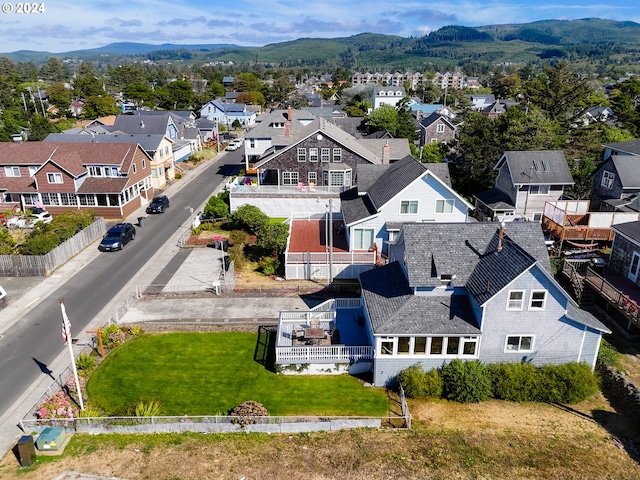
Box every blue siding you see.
[478,266,584,365]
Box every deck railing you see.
[229,184,347,195]
[276,345,373,363]
[285,251,376,265]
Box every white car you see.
[225,139,242,151]
[6,208,52,229]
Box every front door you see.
[629,252,640,283]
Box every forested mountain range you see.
[3,18,640,72]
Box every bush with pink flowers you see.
[36,391,78,420]
[229,400,269,426]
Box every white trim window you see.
[142,159,146,169]
[46,172,63,184]
[282,171,299,186]
[332,148,342,162]
[308,171,317,185]
[507,290,525,310]
[132,163,137,174]
[321,148,330,162]
[505,335,534,352]
[4,166,20,177]
[435,199,454,214]
[400,200,418,214]
[297,148,306,162]
[462,337,478,356]
[380,337,394,355]
[436,123,445,133]
[602,171,615,189]
[353,228,374,250]
[309,148,318,163]
[529,185,550,195]
[28,166,38,176]
[532,212,543,222]
[529,290,547,310]
[397,337,410,355]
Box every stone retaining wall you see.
[598,364,640,422]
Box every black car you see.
[147,195,170,214]
[99,223,136,251]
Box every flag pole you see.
[60,299,84,411]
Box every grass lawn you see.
[87,332,389,417]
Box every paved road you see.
[0,154,240,417]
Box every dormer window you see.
[602,171,615,189]
[440,274,454,286]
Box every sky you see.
[0,0,639,54]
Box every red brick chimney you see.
[285,106,291,137]
[382,141,390,164]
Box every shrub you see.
[134,400,162,417]
[229,400,269,426]
[489,362,538,402]
[231,205,268,234]
[258,256,281,276]
[536,362,599,403]
[175,172,182,180]
[397,364,443,398]
[256,223,289,255]
[19,210,96,255]
[229,229,249,246]
[75,353,96,371]
[76,405,104,418]
[597,341,622,370]
[441,359,491,403]
[35,391,78,419]
[227,244,246,269]
[0,227,15,254]
[101,324,126,347]
[203,194,229,219]
[128,324,144,337]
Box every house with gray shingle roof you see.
[361,222,610,385]
[474,150,574,222]
[340,156,471,255]
[199,100,256,127]
[590,140,640,212]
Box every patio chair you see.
[308,182,316,191]
[296,182,306,192]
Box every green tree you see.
[82,95,119,118]
[489,73,522,99]
[269,74,296,105]
[396,98,417,141]
[123,83,154,105]
[162,79,194,109]
[366,105,398,135]
[231,204,268,235]
[39,57,67,83]
[236,91,265,106]
[495,105,561,151]
[256,223,289,255]
[420,142,449,163]
[46,82,73,115]
[207,80,225,99]
[27,114,56,141]
[233,73,262,93]
[108,65,148,89]
[203,195,229,219]
[609,78,640,136]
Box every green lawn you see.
[87,332,389,417]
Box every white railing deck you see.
[285,251,376,265]
[276,299,370,363]
[230,184,346,195]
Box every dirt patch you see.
[2,396,639,480]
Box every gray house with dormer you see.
[474,151,574,222]
[590,139,640,212]
[361,222,610,386]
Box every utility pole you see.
[328,198,333,283]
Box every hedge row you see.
[398,359,599,404]
[19,210,96,255]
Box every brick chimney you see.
[382,141,390,164]
[285,106,292,137]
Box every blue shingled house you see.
[274,222,611,386]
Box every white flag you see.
[60,300,72,343]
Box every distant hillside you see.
[2,18,640,71]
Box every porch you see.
[275,298,373,370]
[562,260,640,332]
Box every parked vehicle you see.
[225,139,242,151]
[99,223,136,251]
[6,208,52,229]
[146,195,170,214]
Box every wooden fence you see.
[0,218,106,276]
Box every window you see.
[249,139,255,149]
[332,148,342,162]
[602,171,615,189]
[282,171,299,185]
[505,335,533,352]
[5,166,20,177]
[381,338,393,355]
[47,172,63,184]
[446,337,460,355]
[414,337,427,354]
[329,171,344,187]
[297,148,306,162]
[397,337,410,355]
[132,163,137,174]
[321,148,330,162]
[462,337,477,355]
[507,290,525,310]
[532,212,543,222]
[308,172,317,185]
[142,159,146,169]
[353,228,374,250]
[400,200,418,214]
[529,185,550,195]
[430,337,443,354]
[436,123,445,133]
[435,199,454,214]
[309,148,318,162]
[529,290,547,310]
[28,166,38,176]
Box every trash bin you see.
[17,435,35,467]
[137,216,146,227]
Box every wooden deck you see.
[562,260,640,330]
[288,219,349,253]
